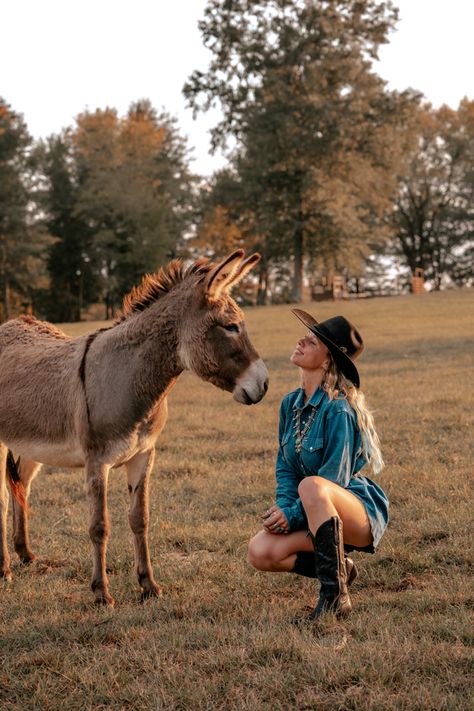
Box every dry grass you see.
[1,289,473,710]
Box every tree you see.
[194,167,269,302]
[36,133,99,321]
[0,98,51,321]
[185,0,412,300]
[72,101,194,317]
[393,99,474,290]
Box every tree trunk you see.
[1,278,10,322]
[76,271,84,321]
[292,225,303,303]
[105,293,115,320]
[256,256,268,306]
[0,240,9,323]
[104,291,112,320]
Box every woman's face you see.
[290,331,329,371]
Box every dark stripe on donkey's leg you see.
[6,450,20,482]
[6,451,26,507]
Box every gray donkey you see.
[0,250,268,605]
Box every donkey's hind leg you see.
[126,449,162,600]
[0,444,12,580]
[12,458,42,564]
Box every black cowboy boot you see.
[292,550,358,586]
[308,516,352,619]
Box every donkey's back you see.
[0,314,70,347]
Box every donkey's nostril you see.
[263,381,269,393]
[241,389,253,405]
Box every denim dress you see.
[276,387,389,550]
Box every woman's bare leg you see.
[298,476,372,546]
[248,477,372,572]
[248,529,313,572]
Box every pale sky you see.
[1,0,472,176]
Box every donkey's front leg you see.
[85,458,114,606]
[125,449,162,600]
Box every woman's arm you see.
[274,400,306,532]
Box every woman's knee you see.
[247,533,278,571]
[298,476,331,505]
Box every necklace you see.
[293,406,318,454]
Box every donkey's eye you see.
[222,323,240,334]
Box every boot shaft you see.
[292,550,358,585]
[311,517,348,593]
[309,516,352,618]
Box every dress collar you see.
[293,386,325,411]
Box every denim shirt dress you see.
[276,387,389,549]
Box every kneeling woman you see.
[248,309,389,620]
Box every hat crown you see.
[313,316,364,360]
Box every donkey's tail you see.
[6,451,26,508]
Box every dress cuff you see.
[280,500,306,532]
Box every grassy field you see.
[1,289,473,711]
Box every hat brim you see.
[291,308,361,388]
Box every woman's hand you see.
[261,505,289,534]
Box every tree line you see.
[1,0,472,321]
[0,99,193,322]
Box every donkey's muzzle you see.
[233,359,269,405]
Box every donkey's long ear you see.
[225,252,261,289]
[205,250,245,299]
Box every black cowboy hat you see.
[291,309,364,388]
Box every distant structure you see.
[332,275,347,300]
[307,274,348,301]
[411,268,425,294]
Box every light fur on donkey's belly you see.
[7,434,153,468]
[6,437,86,468]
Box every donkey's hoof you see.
[94,593,115,607]
[140,583,163,602]
[19,553,37,566]
[1,569,13,583]
[91,579,115,606]
[14,544,37,564]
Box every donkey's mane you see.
[118,258,212,321]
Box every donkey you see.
[0,250,268,605]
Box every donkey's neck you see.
[108,297,186,413]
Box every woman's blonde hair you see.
[323,356,384,474]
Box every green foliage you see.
[72,101,194,316]
[35,100,195,321]
[36,133,98,322]
[185,0,399,150]
[186,0,416,300]
[0,98,51,321]
[1,1,472,320]
[393,99,474,290]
